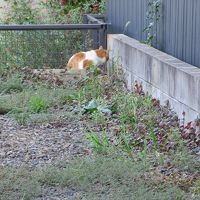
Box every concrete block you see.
[108,34,200,123]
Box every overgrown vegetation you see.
[0,1,199,199]
[0,64,200,199]
[1,0,106,24]
[143,0,161,46]
[0,0,105,71]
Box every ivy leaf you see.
[83,99,98,114]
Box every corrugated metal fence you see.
[107,0,200,68]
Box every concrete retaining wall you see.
[107,34,200,123]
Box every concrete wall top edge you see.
[108,34,200,78]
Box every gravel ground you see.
[35,187,83,200]
[0,115,90,168]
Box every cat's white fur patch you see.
[78,50,106,69]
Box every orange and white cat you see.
[66,46,109,71]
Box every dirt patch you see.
[0,0,9,20]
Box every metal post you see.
[99,24,107,48]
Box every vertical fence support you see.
[98,24,107,48]
[85,14,107,49]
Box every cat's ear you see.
[99,46,103,50]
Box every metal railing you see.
[0,15,107,70]
[84,14,108,48]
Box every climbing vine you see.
[143,0,161,46]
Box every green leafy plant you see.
[82,99,113,115]
[40,0,67,23]
[41,0,106,24]
[88,65,102,76]
[138,139,148,161]
[0,75,24,94]
[4,0,39,24]
[149,129,158,149]
[143,0,161,46]
[29,96,49,113]
[114,93,138,128]
[99,0,106,14]
[11,112,30,125]
[85,129,109,153]
[119,125,134,155]
[83,99,98,114]
[7,108,30,125]
[65,89,86,104]
[154,150,164,165]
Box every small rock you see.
[6,151,13,156]
[0,152,6,158]
[63,143,71,148]
[25,154,32,161]
[192,147,200,153]
[160,167,167,173]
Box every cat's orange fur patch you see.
[95,49,107,59]
[66,46,109,71]
[67,52,85,70]
[83,59,93,69]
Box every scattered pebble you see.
[0,115,88,168]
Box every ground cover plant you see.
[0,1,200,199]
[0,65,200,199]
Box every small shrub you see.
[7,108,30,125]
[0,75,24,94]
[29,96,49,113]
[4,0,39,24]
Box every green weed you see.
[114,93,138,128]
[192,179,200,195]
[138,139,148,161]
[64,89,86,104]
[119,124,134,155]
[166,129,198,172]
[0,75,24,94]
[85,129,109,153]
[90,111,107,126]
[29,96,49,113]
[8,109,30,125]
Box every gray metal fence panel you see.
[107,0,200,68]
[0,23,107,69]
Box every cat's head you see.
[95,46,109,62]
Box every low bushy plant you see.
[4,0,39,24]
[29,96,49,113]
